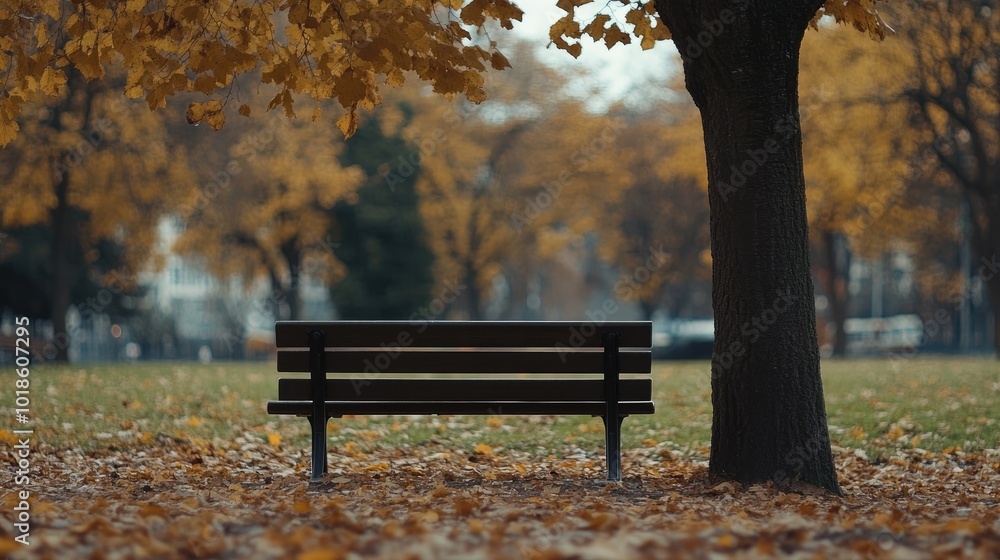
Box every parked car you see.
[653,318,714,360]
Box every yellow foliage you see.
[799,23,922,257]
[1,77,194,286]
[0,0,896,148]
[818,0,893,41]
[0,0,525,145]
[172,97,363,292]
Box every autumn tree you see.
[0,0,892,491]
[403,49,627,320]
[798,24,916,356]
[610,105,710,320]
[329,112,436,319]
[173,102,363,321]
[638,0,889,491]
[0,72,190,361]
[893,0,1000,354]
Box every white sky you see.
[503,0,681,109]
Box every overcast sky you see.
[504,1,680,109]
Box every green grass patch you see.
[1,357,996,459]
[822,357,1000,458]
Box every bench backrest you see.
[274,321,652,405]
[276,321,650,373]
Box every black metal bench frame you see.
[267,321,654,482]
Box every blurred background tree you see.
[329,111,436,319]
[171,95,363,322]
[895,0,1000,353]
[0,69,191,361]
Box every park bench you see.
[266,320,654,482]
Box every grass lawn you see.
[7,356,997,458]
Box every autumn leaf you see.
[473,443,494,455]
[185,100,225,131]
[0,119,19,147]
[297,549,344,560]
[336,109,359,137]
[39,67,67,95]
[583,14,610,41]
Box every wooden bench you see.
[267,320,654,482]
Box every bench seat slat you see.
[275,321,652,349]
[267,400,655,417]
[276,378,652,402]
[277,349,651,374]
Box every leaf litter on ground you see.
[1,430,998,559]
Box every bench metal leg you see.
[602,330,623,482]
[602,414,626,482]
[308,329,328,482]
[308,415,328,481]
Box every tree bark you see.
[820,230,849,357]
[658,0,840,492]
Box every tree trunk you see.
[639,300,656,322]
[268,269,286,322]
[965,190,1000,356]
[280,240,302,321]
[45,70,98,363]
[977,204,1000,357]
[464,263,482,321]
[49,173,72,363]
[986,201,1000,357]
[992,291,1000,357]
[821,230,849,357]
[658,0,840,492]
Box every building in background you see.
[138,217,334,362]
